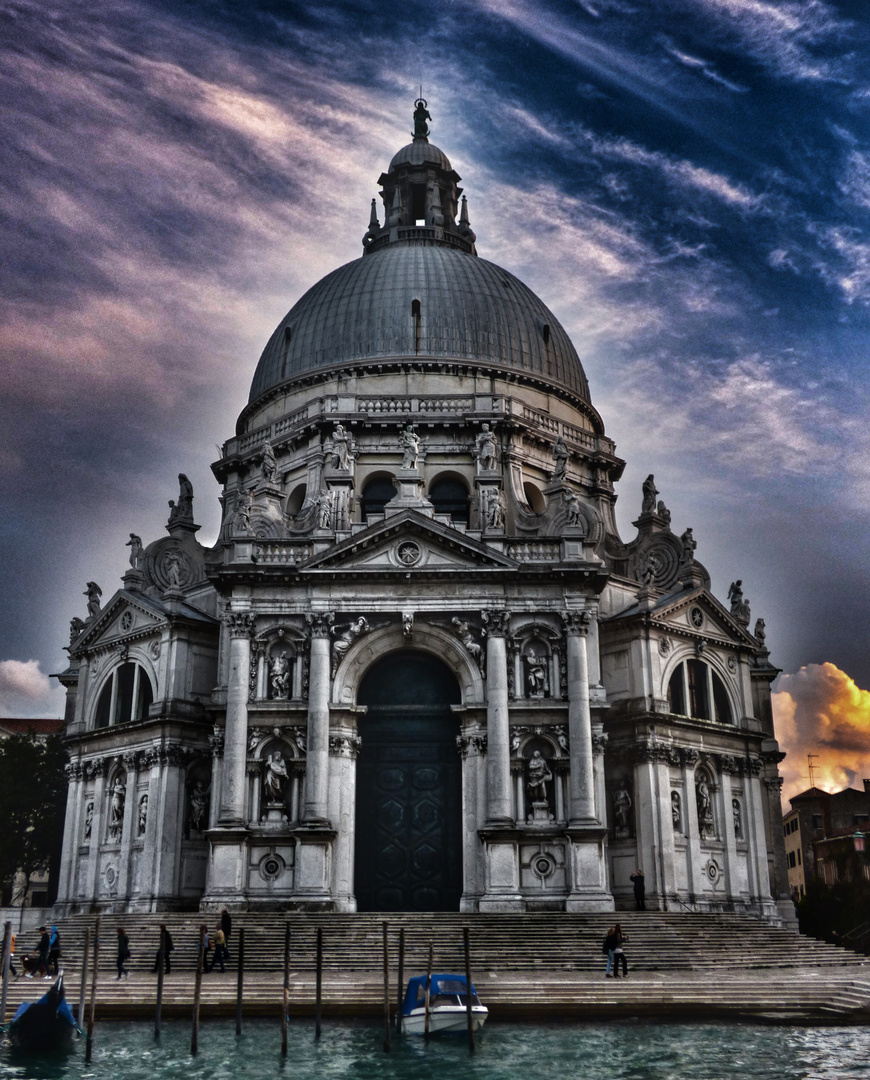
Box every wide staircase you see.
[4,911,869,1023]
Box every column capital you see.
[561,609,591,635]
[224,611,255,638]
[306,611,335,639]
[481,608,511,637]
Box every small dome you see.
[389,139,453,173]
[249,242,591,405]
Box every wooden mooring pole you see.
[235,926,245,1036]
[315,927,323,1039]
[424,941,433,1041]
[464,926,476,1055]
[281,923,290,1057]
[85,916,100,1064]
[78,927,91,1027]
[395,927,405,1034]
[154,925,166,1039]
[382,921,391,1052]
[191,923,206,1056]
[0,921,11,1026]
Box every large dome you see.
[249,242,591,403]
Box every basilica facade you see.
[55,104,793,922]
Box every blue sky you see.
[1,0,868,796]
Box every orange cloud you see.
[773,662,870,806]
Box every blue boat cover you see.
[12,990,77,1027]
[401,973,479,1016]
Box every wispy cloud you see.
[0,659,63,718]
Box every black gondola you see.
[7,973,80,1051]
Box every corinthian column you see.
[303,612,333,823]
[218,612,254,825]
[563,610,596,823]
[483,608,512,825]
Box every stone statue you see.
[109,777,126,840]
[126,533,142,569]
[551,435,569,479]
[563,489,584,528]
[261,441,278,484]
[642,474,659,514]
[474,423,497,471]
[263,751,288,803]
[657,500,671,526]
[233,489,252,533]
[329,423,352,470]
[164,550,185,588]
[613,780,632,833]
[527,750,552,803]
[84,801,93,841]
[680,528,696,564]
[482,487,505,529]
[138,793,148,836]
[732,798,742,838]
[400,423,421,470]
[173,474,194,522]
[451,616,483,667]
[69,616,86,644]
[413,97,431,139]
[84,582,102,618]
[316,488,334,530]
[402,613,413,641]
[189,779,209,833]
[728,580,751,626]
[526,650,548,697]
[510,730,522,754]
[696,776,713,835]
[671,790,681,832]
[753,617,766,645]
[639,550,661,587]
[270,651,291,700]
[331,617,370,676]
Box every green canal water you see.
[3,1020,870,1080]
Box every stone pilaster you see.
[482,609,512,825]
[563,611,596,823]
[303,613,333,824]
[219,612,254,825]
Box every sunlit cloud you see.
[774,663,870,805]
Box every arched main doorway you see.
[355,651,462,911]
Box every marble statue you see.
[400,423,421,470]
[696,776,713,835]
[138,793,148,836]
[69,617,86,644]
[84,582,102,618]
[613,780,632,832]
[233,489,252,533]
[728,581,751,626]
[753,617,766,645]
[270,651,291,700]
[316,489,334,530]
[680,528,696,564]
[641,474,659,514]
[563,488,583,528]
[109,778,126,840]
[331,617,370,676]
[189,780,209,833]
[526,650,548,697]
[126,533,142,569]
[671,790,681,832]
[84,801,93,841]
[732,798,742,838]
[329,423,352,469]
[264,751,288,803]
[451,616,483,667]
[527,750,552,802]
[551,435,569,479]
[261,441,278,483]
[164,550,184,588]
[482,487,505,529]
[474,423,497,471]
[656,500,671,525]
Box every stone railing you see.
[253,542,315,565]
[506,541,562,562]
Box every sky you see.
[1,0,869,804]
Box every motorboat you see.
[7,973,80,1051]
[400,972,488,1035]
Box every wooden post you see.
[0,921,11,1027]
[464,926,476,1055]
[235,926,245,1036]
[85,916,100,1064]
[78,927,91,1026]
[382,921,391,1052]
[423,941,433,1040]
[281,923,290,1057]
[155,925,166,1039]
[191,923,206,1056]
[315,927,323,1039]
[395,927,405,1034]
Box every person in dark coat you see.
[611,923,628,978]
[116,927,131,979]
[25,927,51,979]
[47,926,61,976]
[220,909,232,959]
[151,924,173,974]
[630,868,646,910]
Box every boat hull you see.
[402,1005,488,1035]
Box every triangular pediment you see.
[650,589,758,647]
[300,510,518,574]
[71,591,167,652]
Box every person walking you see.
[151,924,173,974]
[7,930,18,978]
[630,868,646,910]
[116,927,131,979]
[612,923,628,978]
[48,926,62,976]
[603,926,618,977]
[26,926,51,979]
[208,923,228,973]
[220,908,232,960]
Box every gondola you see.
[7,973,80,1051]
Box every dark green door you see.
[355,652,462,912]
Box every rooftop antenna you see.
[807,754,818,789]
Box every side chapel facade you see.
[55,104,793,922]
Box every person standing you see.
[26,926,51,979]
[612,923,628,978]
[221,908,232,960]
[603,926,618,978]
[48,926,62,976]
[630,868,646,910]
[208,923,227,973]
[151,924,173,974]
[116,927,131,979]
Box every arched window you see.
[523,482,546,514]
[667,660,732,724]
[429,476,469,523]
[361,475,396,519]
[94,662,154,728]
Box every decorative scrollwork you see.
[561,609,591,635]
